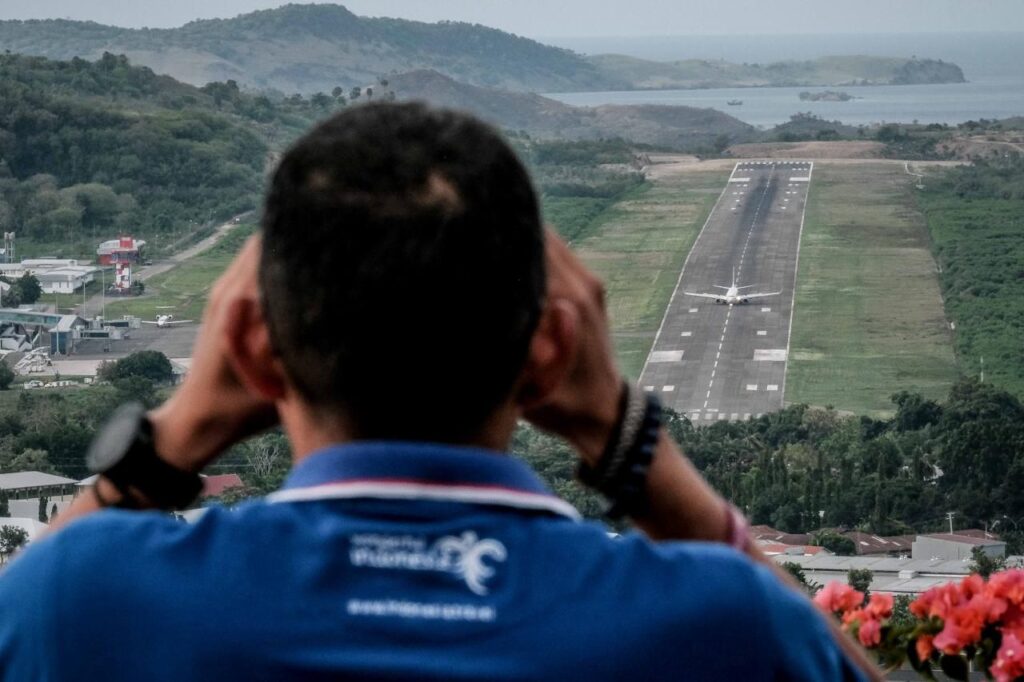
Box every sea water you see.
[543,32,1024,127]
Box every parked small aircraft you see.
[141,314,193,328]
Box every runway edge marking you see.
[778,161,813,409]
[637,162,741,384]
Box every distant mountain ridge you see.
[0,4,616,93]
[0,4,967,95]
[386,70,757,150]
[587,54,967,90]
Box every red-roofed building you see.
[201,474,245,498]
[749,525,811,546]
[757,542,832,558]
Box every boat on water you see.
[726,99,743,106]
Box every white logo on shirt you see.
[349,532,508,595]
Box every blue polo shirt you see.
[0,443,864,681]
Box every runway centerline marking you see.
[698,163,777,408]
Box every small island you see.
[799,90,856,102]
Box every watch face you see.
[86,404,146,473]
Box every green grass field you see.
[786,163,959,416]
[102,224,256,321]
[548,171,730,379]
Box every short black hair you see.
[260,102,544,441]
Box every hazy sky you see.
[0,0,1022,36]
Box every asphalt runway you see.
[637,161,812,424]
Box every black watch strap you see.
[89,403,204,511]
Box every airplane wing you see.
[683,292,722,300]
[742,292,780,300]
[166,320,194,325]
[140,320,158,325]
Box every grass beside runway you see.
[550,171,731,379]
[102,224,257,322]
[786,163,958,416]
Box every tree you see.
[968,546,1007,578]
[782,561,821,595]
[13,274,42,305]
[0,525,28,561]
[847,568,873,599]
[0,492,8,517]
[812,530,856,556]
[99,350,174,385]
[0,361,13,390]
[1,449,55,475]
[37,495,48,522]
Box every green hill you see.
[0,52,329,253]
[0,5,966,95]
[587,54,966,90]
[386,70,757,150]
[0,4,618,94]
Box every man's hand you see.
[149,234,279,472]
[522,231,623,464]
[49,236,278,531]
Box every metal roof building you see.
[772,552,1024,595]
[0,471,77,500]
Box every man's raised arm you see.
[524,231,882,682]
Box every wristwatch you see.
[86,402,203,510]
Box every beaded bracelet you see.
[577,383,662,519]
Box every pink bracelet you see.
[723,502,751,552]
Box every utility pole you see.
[980,356,985,383]
[946,511,956,534]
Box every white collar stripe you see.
[266,480,581,520]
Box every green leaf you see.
[939,654,969,681]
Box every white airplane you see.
[141,314,193,328]
[684,269,780,306]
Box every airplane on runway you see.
[684,269,779,306]
[141,314,193,328]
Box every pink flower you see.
[865,592,893,620]
[993,631,1024,682]
[912,582,961,621]
[933,606,985,654]
[814,581,864,615]
[915,634,935,663]
[857,617,882,648]
[991,571,1024,607]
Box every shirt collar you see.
[266,441,581,521]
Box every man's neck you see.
[278,400,519,466]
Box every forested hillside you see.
[0,53,333,253]
[0,5,617,94]
[387,70,757,150]
[0,5,965,95]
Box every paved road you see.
[637,161,812,424]
[77,214,250,319]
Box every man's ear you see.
[223,297,288,403]
[515,298,578,410]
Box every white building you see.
[0,259,99,295]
